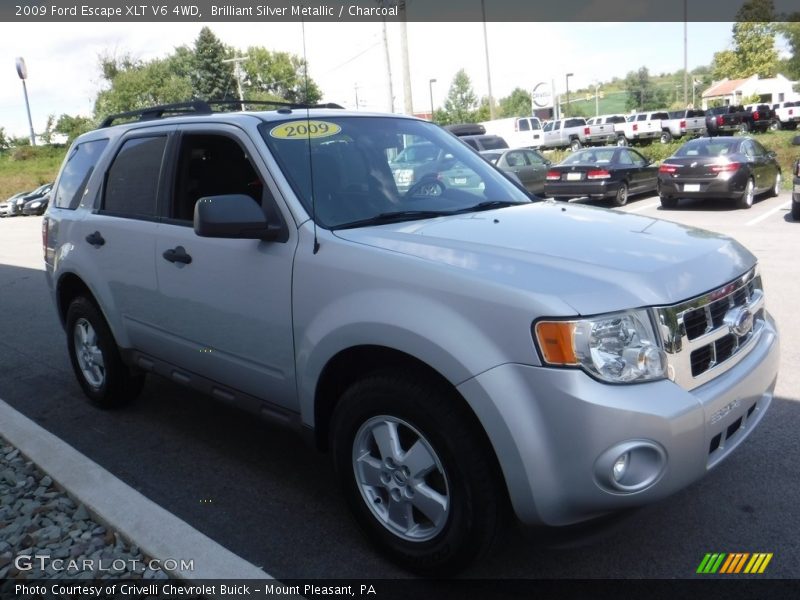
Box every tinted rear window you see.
[53,139,109,209]
[103,136,167,217]
[675,138,740,157]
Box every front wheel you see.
[737,177,755,209]
[66,297,144,408]
[331,373,502,574]
[616,136,628,147]
[769,171,781,197]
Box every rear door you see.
[151,124,299,410]
[522,150,549,194]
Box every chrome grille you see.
[654,268,765,390]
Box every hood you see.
[333,201,755,315]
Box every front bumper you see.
[457,313,779,526]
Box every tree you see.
[711,1,779,80]
[441,69,478,124]
[40,115,56,145]
[242,47,321,104]
[0,127,9,151]
[94,57,193,116]
[623,67,666,111]
[776,21,800,80]
[191,27,236,101]
[498,88,531,118]
[54,114,95,143]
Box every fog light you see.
[612,453,629,482]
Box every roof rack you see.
[98,99,345,128]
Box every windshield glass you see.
[674,138,740,157]
[560,148,618,165]
[260,116,530,228]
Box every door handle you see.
[162,246,192,265]
[85,231,105,248]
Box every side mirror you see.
[194,194,281,240]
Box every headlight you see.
[533,309,666,384]
[30,202,41,208]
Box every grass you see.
[544,129,800,190]
[0,145,67,200]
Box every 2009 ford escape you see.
[43,101,780,573]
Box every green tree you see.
[40,115,56,145]
[54,114,95,143]
[623,67,666,111]
[94,57,193,116]
[498,88,531,118]
[711,2,779,80]
[0,127,9,151]
[191,27,236,100]
[441,69,478,124]
[242,47,321,104]
[776,21,800,80]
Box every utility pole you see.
[222,55,249,111]
[381,18,395,113]
[481,0,496,119]
[354,84,360,110]
[683,0,688,107]
[399,2,413,115]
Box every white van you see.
[480,116,543,149]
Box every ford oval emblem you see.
[724,307,754,338]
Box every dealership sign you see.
[532,82,553,109]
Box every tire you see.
[616,136,628,147]
[611,183,629,207]
[737,177,755,209]
[792,200,800,221]
[660,131,672,144]
[660,196,678,209]
[331,373,502,574]
[770,120,780,132]
[739,121,751,134]
[66,296,144,408]
[769,171,781,198]
[570,138,583,152]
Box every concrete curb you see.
[0,398,271,582]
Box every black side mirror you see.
[194,194,282,240]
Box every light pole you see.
[222,56,249,111]
[481,0,495,120]
[593,81,600,117]
[15,57,36,146]
[428,78,437,122]
[565,73,574,118]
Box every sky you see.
[0,21,778,138]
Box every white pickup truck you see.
[660,109,707,143]
[480,116,544,149]
[615,112,668,146]
[541,117,617,151]
[771,101,800,131]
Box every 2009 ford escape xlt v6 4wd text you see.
[43,101,779,573]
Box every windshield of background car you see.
[260,116,530,228]
[674,138,740,158]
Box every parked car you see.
[771,101,800,131]
[480,117,543,149]
[616,112,667,146]
[23,192,50,216]
[460,134,508,152]
[792,135,800,220]
[390,142,452,193]
[544,146,658,206]
[9,183,53,216]
[0,191,31,217]
[480,148,550,195]
[540,117,616,151]
[44,100,779,573]
[705,106,743,136]
[661,109,707,143]
[741,104,775,134]
[657,136,781,209]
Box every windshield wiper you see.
[454,200,527,213]
[334,210,456,229]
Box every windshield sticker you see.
[269,121,341,140]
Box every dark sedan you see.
[543,147,658,206]
[22,193,50,216]
[8,183,52,216]
[658,137,781,210]
[481,148,550,195]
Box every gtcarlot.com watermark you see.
[14,554,194,573]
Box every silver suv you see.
[44,101,780,573]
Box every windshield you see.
[674,138,740,157]
[260,116,530,228]
[560,148,618,165]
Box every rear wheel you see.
[660,196,678,209]
[737,177,755,209]
[331,373,502,574]
[660,131,672,144]
[616,136,628,147]
[611,183,629,207]
[739,121,751,134]
[66,297,144,408]
[570,138,583,152]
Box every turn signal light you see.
[659,164,678,174]
[711,162,740,173]
[586,169,611,179]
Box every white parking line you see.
[626,201,660,213]
[746,201,791,226]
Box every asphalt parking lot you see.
[0,192,798,580]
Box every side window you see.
[53,139,109,209]
[543,122,553,132]
[616,150,634,166]
[517,119,530,132]
[172,134,264,223]
[742,142,756,158]
[103,136,167,217]
[506,151,525,167]
[523,150,546,166]
[750,141,767,157]
[628,150,646,166]
[554,121,562,131]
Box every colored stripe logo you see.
[697,552,773,574]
